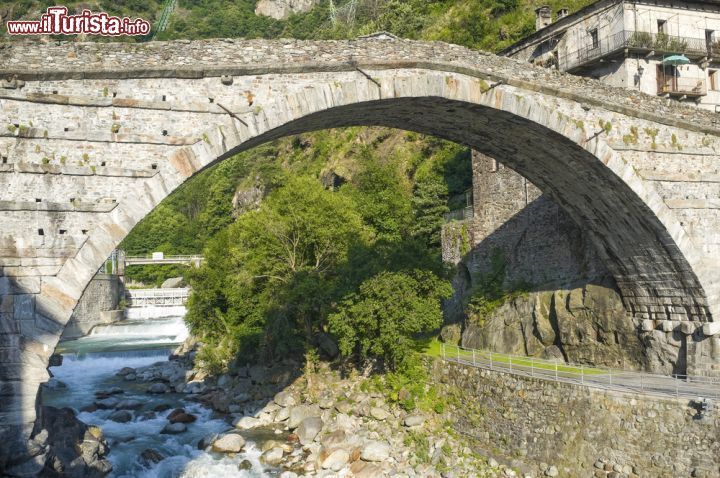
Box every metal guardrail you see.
[441,343,720,401]
[561,30,710,71]
[443,206,474,222]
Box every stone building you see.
[500,0,720,111]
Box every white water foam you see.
[45,351,270,478]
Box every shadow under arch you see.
[195,95,707,322]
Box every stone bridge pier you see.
[1,38,720,471]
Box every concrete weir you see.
[1,38,720,469]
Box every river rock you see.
[403,414,425,427]
[361,440,391,462]
[212,433,246,453]
[96,387,124,397]
[321,429,347,448]
[108,410,133,423]
[168,408,197,424]
[115,399,143,410]
[80,404,98,413]
[94,397,120,410]
[124,373,137,381]
[335,401,353,415]
[148,382,169,394]
[297,416,323,445]
[370,407,390,421]
[161,422,187,434]
[139,448,164,466]
[288,404,321,429]
[274,406,290,422]
[44,377,67,390]
[117,367,135,376]
[184,380,207,394]
[261,446,285,465]
[234,416,261,429]
[274,390,297,407]
[154,403,172,412]
[320,448,350,470]
[49,353,63,367]
[238,459,253,470]
[350,461,384,478]
[36,406,112,476]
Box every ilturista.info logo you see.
[5,6,151,36]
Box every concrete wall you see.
[433,359,720,478]
[61,273,123,340]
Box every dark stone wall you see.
[433,359,720,478]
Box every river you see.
[42,313,274,477]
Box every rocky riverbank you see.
[75,339,521,478]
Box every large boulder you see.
[274,390,297,408]
[296,416,323,445]
[30,406,112,477]
[288,404,321,429]
[161,422,187,434]
[108,410,132,423]
[320,448,350,471]
[261,446,285,465]
[168,408,197,424]
[255,0,321,20]
[212,434,246,453]
[161,277,185,289]
[361,441,391,462]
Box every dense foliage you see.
[329,270,452,370]
[3,0,594,52]
[182,134,458,370]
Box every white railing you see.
[124,254,204,265]
[441,343,720,401]
[125,288,190,307]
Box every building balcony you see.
[560,30,709,72]
[657,76,707,98]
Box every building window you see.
[658,19,667,34]
[590,29,599,49]
[710,70,719,91]
[708,30,717,54]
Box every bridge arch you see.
[41,71,712,329]
[2,39,719,466]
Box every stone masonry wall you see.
[433,359,720,478]
[61,273,122,340]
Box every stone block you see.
[678,321,696,335]
[640,319,655,332]
[660,321,675,332]
[702,323,720,336]
[13,295,35,320]
[99,310,124,323]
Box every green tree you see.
[410,176,449,247]
[328,269,452,369]
[342,152,412,242]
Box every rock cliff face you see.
[255,0,320,20]
[444,151,652,370]
[462,281,647,369]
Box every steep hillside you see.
[2,0,594,51]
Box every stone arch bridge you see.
[1,38,720,467]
